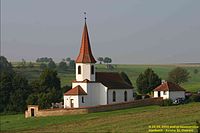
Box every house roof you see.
[95,72,133,89]
[64,85,87,95]
[154,81,185,91]
[76,21,96,63]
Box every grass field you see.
[13,63,200,92]
[1,102,200,132]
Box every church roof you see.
[76,21,96,63]
[96,72,133,89]
[64,85,87,95]
[154,81,185,91]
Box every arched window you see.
[78,66,81,74]
[82,96,84,103]
[91,65,94,74]
[124,91,127,102]
[113,91,116,102]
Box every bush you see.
[189,94,200,102]
[135,94,142,100]
[162,99,173,106]
[144,95,150,99]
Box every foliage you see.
[120,72,132,86]
[28,62,34,68]
[103,57,112,64]
[136,68,161,95]
[168,67,190,84]
[58,61,68,71]
[36,57,53,63]
[40,63,47,70]
[162,99,173,106]
[48,60,56,69]
[189,94,200,102]
[194,69,199,74]
[0,56,13,73]
[69,60,75,69]
[97,57,104,64]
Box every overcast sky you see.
[1,0,200,64]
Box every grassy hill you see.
[13,63,200,92]
[1,102,200,132]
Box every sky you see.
[1,0,200,64]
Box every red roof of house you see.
[64,85,87,95]
[76,22,96,63]
[154,82,185,91]
[96,72,133,89]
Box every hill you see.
[13,63,200,92]
[1,102,200,132]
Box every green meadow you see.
[1,102,200,132]
[13,63,200,92]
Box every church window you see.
[91,65,94,74]
[113,91,116,102]
[124,91,127,102]
[78,66,81,74]
[82,96,84,103]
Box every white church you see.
[64,20,134,108]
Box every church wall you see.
[64,95,79,108]
[76,63,95,81]
[71,82,107,107]
[108,89,133,104]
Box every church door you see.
[158,91,160,97]
[31,108,34,117]
[70,99,74,108]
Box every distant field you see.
[12,63,200,92]
[1,102,200,132]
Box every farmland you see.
[13,63,200,92]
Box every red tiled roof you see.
[64,85,87,95]
[154,82,185,91]
[96,72,133,89]
[76,22,96,63]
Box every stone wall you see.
[25,98,163,118]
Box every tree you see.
[103,57,112,64]
[194,69,199,74]
[66,57,71,62]
[136,68,161,95]
[168,67,190,84]
[48,60,56,69]
[28,62,34,68]
[40,63,47,70]
[0,56,13,73]
[58,61,68,71]
[120,72,132,86]
[8,74,30,112]
[97,57,104,64]
[69,60,75,69]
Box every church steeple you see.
[75,14,96,82]
[76,16,96,63]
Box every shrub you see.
[135,94,142,100]
[189,94,200,102]
[162,99,173,106]
[144,95,150,99]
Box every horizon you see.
[1,0,200,64]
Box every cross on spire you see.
[84,12,87,22]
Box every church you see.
[64,19,134,108]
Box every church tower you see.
[75,18,96,81]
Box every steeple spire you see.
[76,14,96,63]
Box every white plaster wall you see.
[108,89,133,104]
[64,95,79,108]
[76,63,95,81]
[154,91,169,99]
[72,83,87,93]
[169,91,185,101]
[72,82,107,107]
